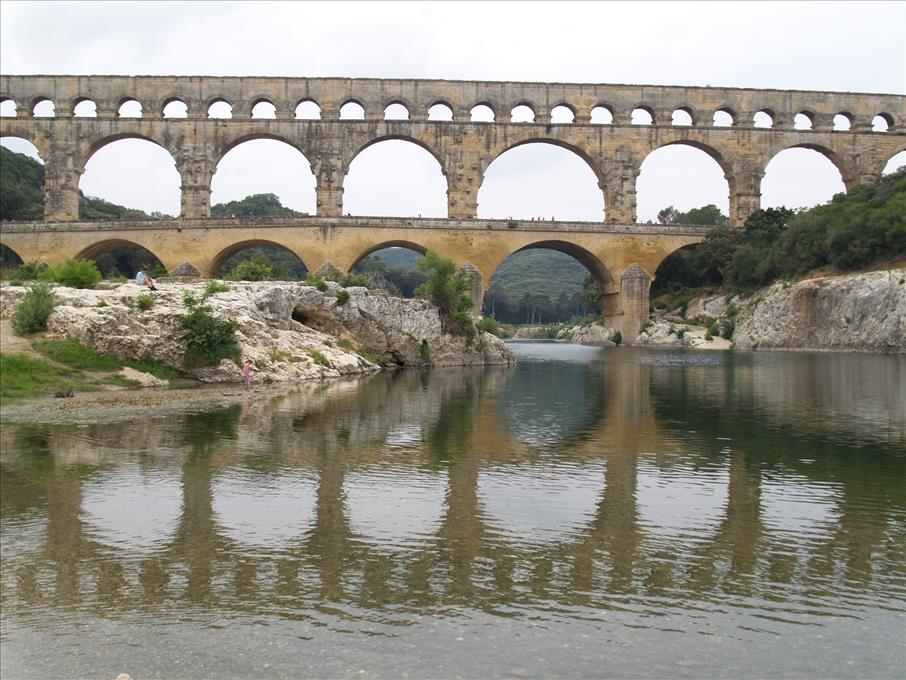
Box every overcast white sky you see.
[1,0,904,221]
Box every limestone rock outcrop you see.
[731,269,906,353]
[0,280,514,384]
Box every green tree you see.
[415,251,473,334]
[211,193,306,218]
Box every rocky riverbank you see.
[0,280,514,387]
[565,269,905,353]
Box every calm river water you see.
[1,343,904,679]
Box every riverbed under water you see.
[1,343,904,679]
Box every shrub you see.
[610,331,622,345]
[335,289,350,305]
[225,254,285,281]
[182,291,199,308]
[39,259,101,288]
[9,262,47,284]
[419,339,431,362]
[96,299,108,308]
[477,315,500,337]
[203,281,230,297]
[181,303,240,368]
[11,282,55,335]
[676,327,686,340]
[136,293,154,311]
[720,318,736,339]
[704,329,713,341]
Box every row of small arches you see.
[0,97,896,131]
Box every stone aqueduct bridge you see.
[1,75,904,338]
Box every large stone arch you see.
[487,239,615,290]
[767,142,852,187]
[478,138,608,221]
[0,242,25,267]
[0,128,49,159]
[209,239,309,278]
[82,132,177,170]
[212,132,311,168]
[637,139,734,223]
[74,238,165,267]
[481,137,605,180]
[341,136,451,218]
[345,134,450,179]
[348,239,428,271]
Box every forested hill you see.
[1,146,162,221]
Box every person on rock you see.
[135,266,158,291]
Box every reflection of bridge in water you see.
[2,354,902,623]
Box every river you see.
[1,343,904,679]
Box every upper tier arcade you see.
[1,74,904,226]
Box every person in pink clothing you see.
[242,358,253,390]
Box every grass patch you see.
[0,353,81,403]
[308,350,331,368]
[31,338,180,380]
[33,338,121,370]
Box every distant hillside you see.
[1,146,161,221]
[1,146,44,221]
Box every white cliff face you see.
[0,280,514,383]
[732,270,906,353]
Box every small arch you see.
[117,99,142,118]
[427,102,454,121]
[550,105,574,124]
[510,104,535,123]
[208,99,233,119]
[0,98,17,117]
[753,110,774,128]
[349,242,428,296]
[1,244,25,271]
[75,239,166,279]
[32,98,55,117]
[162,99,188,118]
[833,113,852,131]
[712,108,734,127]
[872,114,892,132]
[384,102,409,120]
[590,106,613,124]
[73,98,97,118]
[671,108,694,126]
[470,103,495,122]
[794,111,813,130]
[295,100,321,119]
[251,100,277,119]
[631,107,654,125]
[211,240,308,280]
[340,100,365,120]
